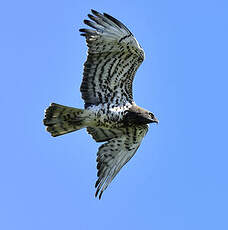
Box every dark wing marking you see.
[95,125,148,199]
[79,10,145,108]
[87,127,124,142]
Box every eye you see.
[149,112,154,118]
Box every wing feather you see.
[95,125,148,199]
[87,127,123,142]
[79,10,145,108]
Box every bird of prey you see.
[43,9,158,199]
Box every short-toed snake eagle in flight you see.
[43,9,158,199]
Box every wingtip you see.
[95,189,99,198]
[91,9,103,18]
[83,19,89,24]
[88,13,93,20]
[91,9,97,14]
[99,191,103,200]
[94,189,103,200]
[95,179,99,188]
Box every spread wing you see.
[95,125,148,199]
[79,9,145,108]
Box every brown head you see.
[144,111,159,124]
[124,105,159,125]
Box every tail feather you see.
[43,103,85,137]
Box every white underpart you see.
[87,101,133,124]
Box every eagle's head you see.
[124,105,159,125]
[146,112,159,124]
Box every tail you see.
[43,103,86,137]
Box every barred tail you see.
[43,103,86,137]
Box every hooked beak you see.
[153,117,159,124]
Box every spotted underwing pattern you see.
[80,10,144,109]
[43,9,158,199]
[94,125,148,199]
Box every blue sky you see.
[1,0,228,229]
